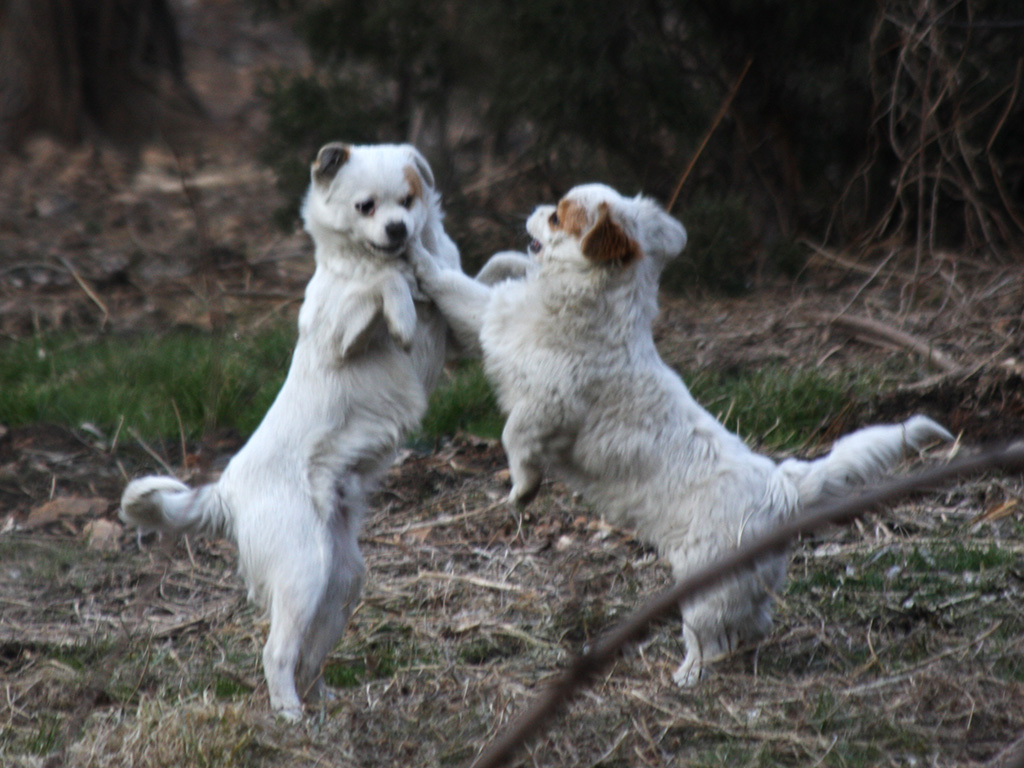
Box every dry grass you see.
[2,434,1022,768]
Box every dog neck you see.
[533,260,661,344]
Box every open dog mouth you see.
[528,239,543,254]
[372,240,406,255]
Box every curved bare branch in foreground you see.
[470,440,1024,768]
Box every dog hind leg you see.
[673,622,708,686]
[261,523,335,720]
[673,588,753,686]
[263,587,318,720]
[502,407,548,508]
[295,507,366,702]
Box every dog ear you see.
[405,146,435,190]
[580,203,641,266]
[313,142,350,184]
[634,196,687,261]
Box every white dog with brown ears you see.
[409,183,952,685]
[120,142,459,719]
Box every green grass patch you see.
[457,634,524,666]
[0,326,503,444]
[419,360,504,441]
[420,360,861,450]
[324,629,437,688]
[213,675,252,700]
[0,326,863,453]
[22,715,63,756]
[792,541,1020,601]
[788,538,1023,670]
[322,661,363,689]
[0,327,294,440]
[50,640,117,674]
[685,364,862,451]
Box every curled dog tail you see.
[778,415,953,509]
[120,475,232,539]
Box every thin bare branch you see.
[811,311,963,373]
[667,58,752,213]
[470,441,1024,768]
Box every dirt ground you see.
[2,1,1024,766]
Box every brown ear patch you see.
[313,142,350,184]
[553,198,589,237]
[403,165,423,201]
[580,203,641,265]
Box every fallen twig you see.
[129,428,176,476]
[418,570,527,595]
[469,440,1024,768]
[381,499,506,537]
[841,620,1003,696]
[810,311,962,373]
[58,255,109,328]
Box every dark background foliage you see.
[2,0,1020,284]
[246,0,1023,287]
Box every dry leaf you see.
[84,518,120,550]
[404,527,432,544]
[26,496,108,528]
[971,498,1021,526]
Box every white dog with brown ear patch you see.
[410,182,952,685]
[120,142,459,719]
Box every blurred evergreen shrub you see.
[252,0,1023,276]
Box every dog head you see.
[301,142,438,258]
[525,183,686,274]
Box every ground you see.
[1,2,1024,767]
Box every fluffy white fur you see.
[120,142,459,719]
[410,182,953,685]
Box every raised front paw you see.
[387,315,416,351]
[382,272,417,351]
[406,240,439,281]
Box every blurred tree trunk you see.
[0,0,202,149]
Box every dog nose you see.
[385,221,408,243]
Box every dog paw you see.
[507,481,539,510]
[390,328,415,352]
[406,240,437,279]
[672,659,704,687]
[274,705,304,723]
[303,679,338,704]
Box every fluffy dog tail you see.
[777,415,953,509]
[120,476,232,539]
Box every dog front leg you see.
[409,241,490,356]
[337,289,384,360]
[380,272,417,350]
[474,251,535,285]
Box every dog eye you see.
[355,199,375,216]
[549,212,560,227]
[400,194,415,209]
